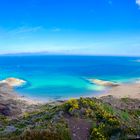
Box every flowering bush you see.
[63,98,79,113]
[91,127,106,140]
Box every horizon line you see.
[0,52,140,57]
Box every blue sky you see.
[0,0,140,56]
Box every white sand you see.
[98,83,140,99]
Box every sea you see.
[0,55,140,101]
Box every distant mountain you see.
[1,51,51,56]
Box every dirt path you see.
[65,116,92,140]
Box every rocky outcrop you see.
[88,79,119,87]
[0,78,26,87]
[0,83,22,116]
[0,83,37,117]
[0,100,22,116]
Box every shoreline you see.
[98,82,140,99]
[16,81,140,105]
[1,79,140,139]
[1,78,140,107]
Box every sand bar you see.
[98,83,140,99]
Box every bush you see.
[19,129,70,140]
[63,99,79,113]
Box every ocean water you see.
[0,55,140,101]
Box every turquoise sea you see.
[0,55,140,101]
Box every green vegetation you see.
[0,96,140,140]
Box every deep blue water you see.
[0,55,140,101]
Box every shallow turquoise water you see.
[0,55,140,101]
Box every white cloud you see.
[13,26,42,34]
[0,26,43,41]
[136,0,140,6]
[51,28,61,32]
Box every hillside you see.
[0,86,140,140]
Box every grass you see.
[0,97,140,140]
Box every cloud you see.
[0,26,43,41]
[136,0,140,6]
[13,26,42,34]
[51,28,61,32]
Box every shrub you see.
[63,99,79,113]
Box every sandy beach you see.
[20,81,140,103]
[1,77,140,107]
[98,82,140,99]
[20,82,140,103]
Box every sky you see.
[0,0,140,56]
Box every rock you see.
[0,101,22,116]
[88,79,119,87]
[0,78,26,87]
[52,111,64,123]
[58,111,64,117]
[5,126,17,133]
[0,82,38,117]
